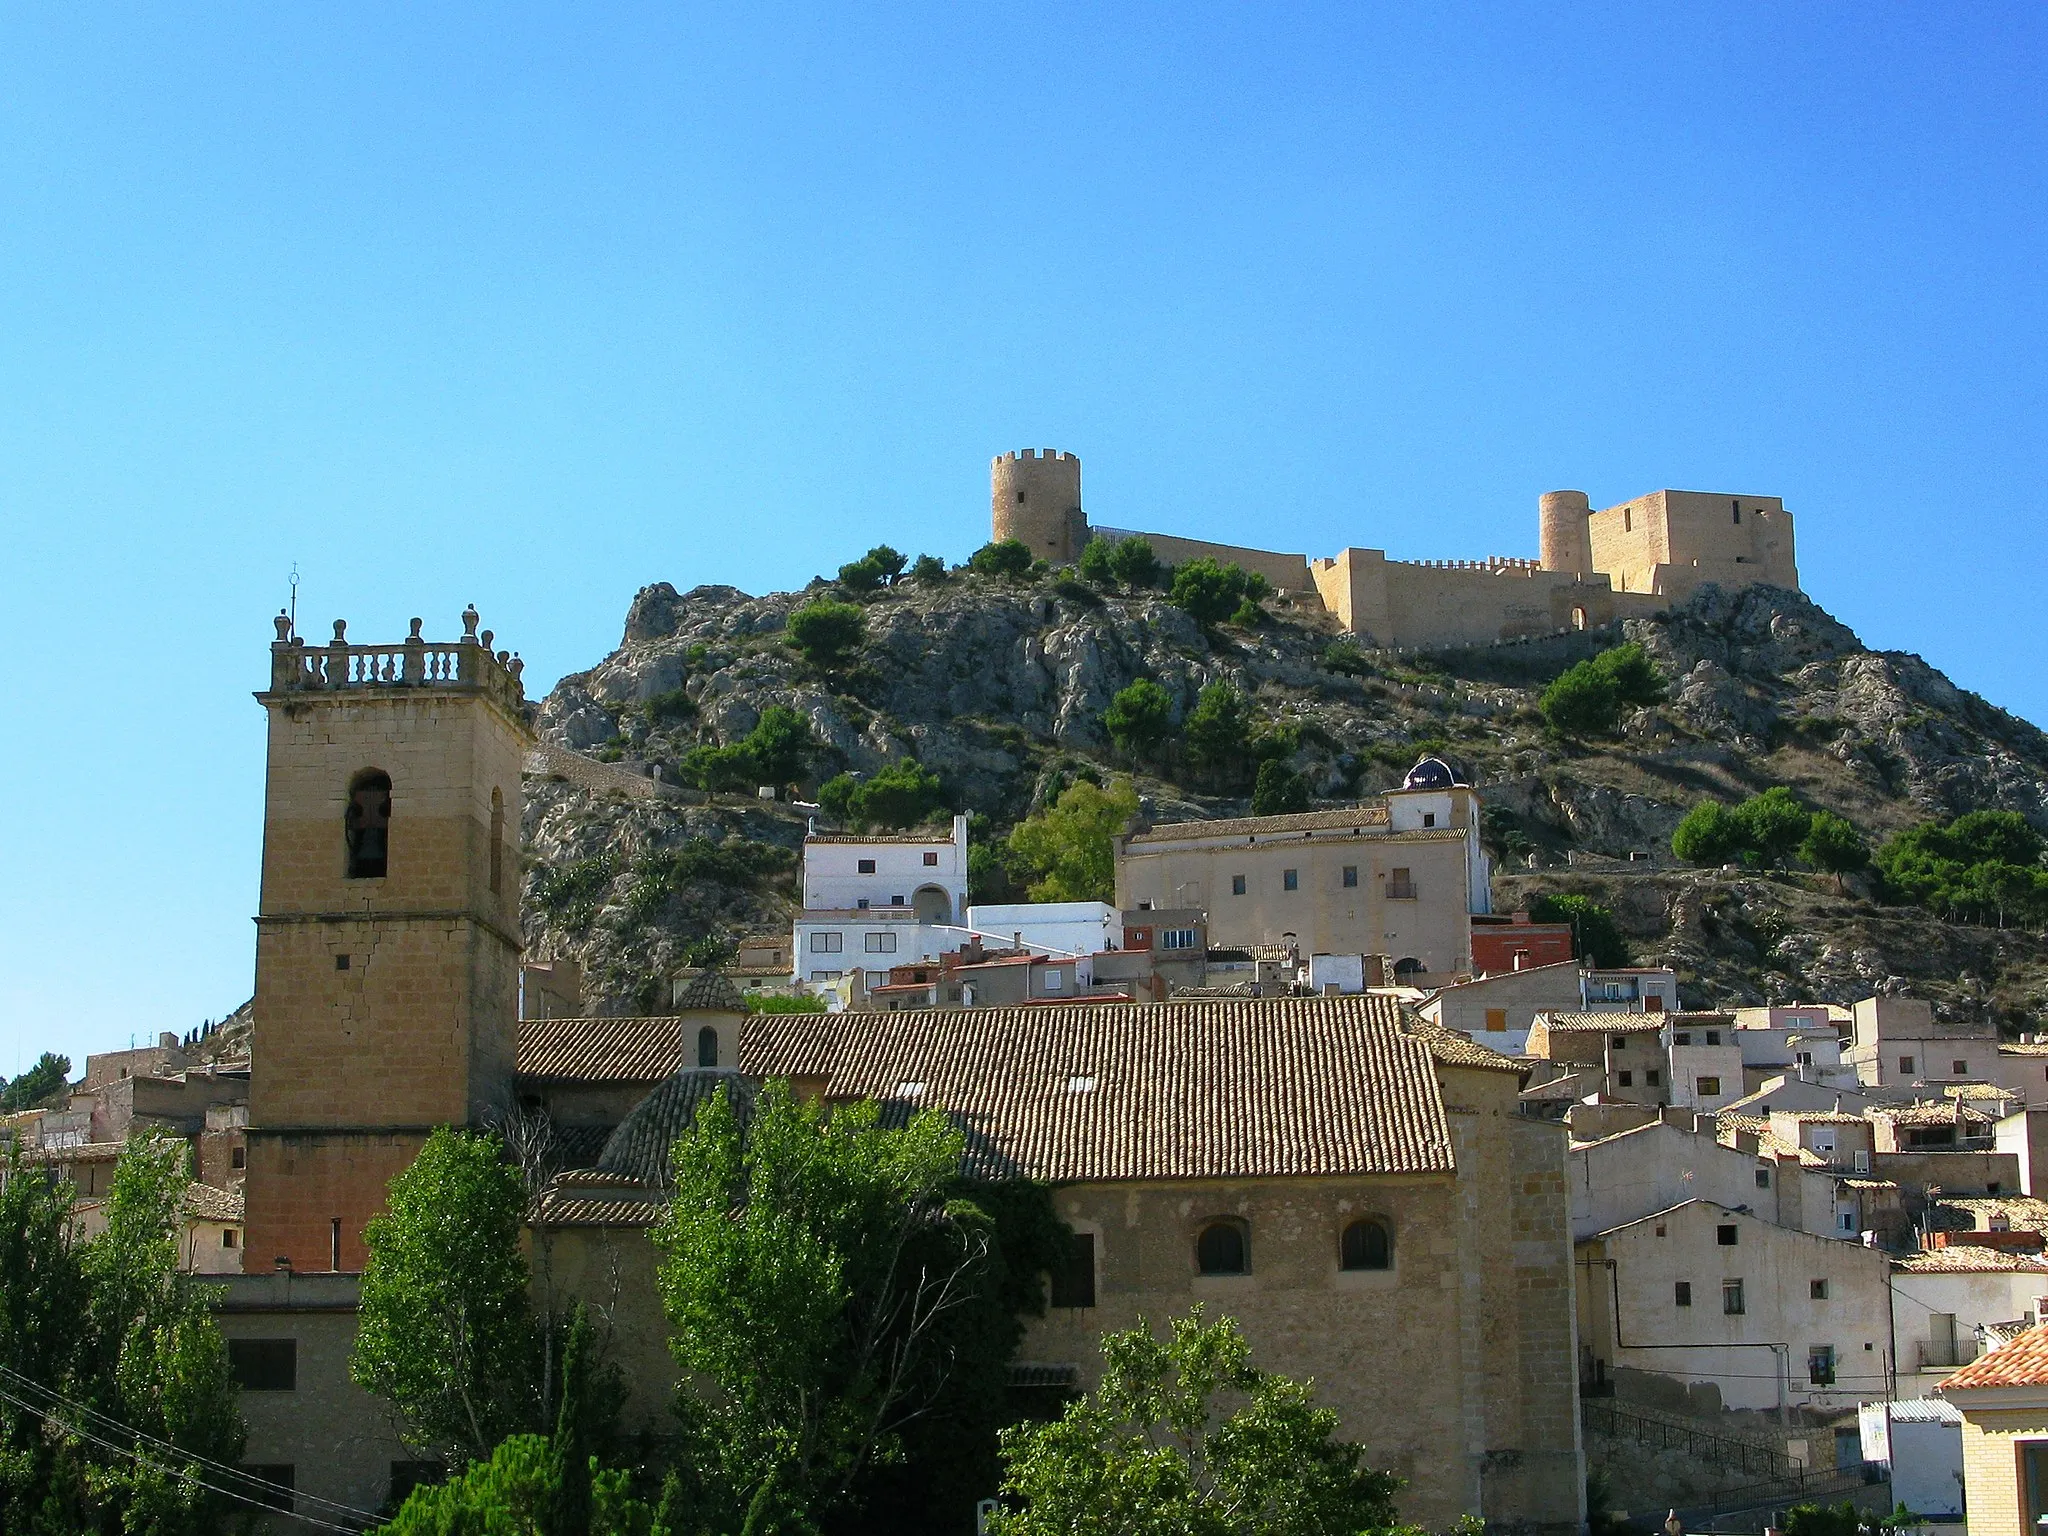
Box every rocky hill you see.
[523,566,2048,1028]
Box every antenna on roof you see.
[288,562,300,640]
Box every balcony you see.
[1917,1337,1980,1371]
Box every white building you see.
[1579,967,1680,1012]
[1890,1245,2048,1399]
[962,901,1121,960]
[794,815,970,984]
[1857,1399,1964,1516]
[1569,1117,1841,1243]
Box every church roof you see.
[1402,756,1458,790]
[594,1070,759,1190]
[673,970,745,1013]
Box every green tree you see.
[379,1430,657,1536]
[742,705,816,787]
[849,759,948,829]
[786,600,867,672]
[1529,893,1629,968]
[1588,642,1666,705]
[0,1143,90,1532]
[1077,537,1117,586]
[744,992,830,1015]
[1876,812,2048,927]
[652,1081,994,1529]
[910,553,948,583]
[1184,681,1252,787]
[818,771,859,823]
[1539,661,1620,735]
[1733,786,1812,867]
[1251,759,1311,817]
[353,1128,542,1464]
[1800,811,1868,880]
[986,1307,1402,1536]
[1169,559,1268,627]
[1107,535,1165,590]
[837,554,888,594]
[1006,779,1141,903]
[1672,800,1749,866]
[968,539,1036,579]
[1103,678,1173,761]
[0,1051,71,1111]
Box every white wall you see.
[1581,969,1679,1011]
[802,815,969,918]
[963,901,1119,959]
[792,914,957,981]
[1571,1121,1838,1241]
[1671,1043,1745,1112]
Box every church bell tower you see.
[242,607,533,1272]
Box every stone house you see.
[528,996,1586,1535]
[1843,996,1999,1091]
[1569,1115,1840,1243]
[1890,1244,2048,1398]
[1580,967,1680,1012]
[1575,1198,1893,1412]
[1418,957,1582,1054]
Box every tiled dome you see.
[1402,756,1458,790]
[595,1070,757,1189]
[673,969,746,1013]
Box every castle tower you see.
[1537,489,1593,578]
[242,607,533,1272]
[991,449,1086,563]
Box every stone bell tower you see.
[242,607,534,1273]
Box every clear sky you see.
[4,5,2046,1078]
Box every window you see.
[1232,874,1247,896]
[1388,868,1415,899]
[1673,1032,1692,1046]
[1342,865,1358,888]
[1697,1076,1722,1096]
[232,1146,247,1170]
[891,895,905,906]
[1646,1069,1662,1087]
[1705,1030,1721,1045]
[1050,1233,1096,1308]
[1899,1055,1915,1073]
[1042,970,1063,992]
[1617,1070,1634,1088]
[865,932,897,954]
[344,769,392,879]
[1810,1279,1829,1300]
[1196,1221,1247,1275]
[1731,500,1742,525]
[1755,1168,1771,1189]
[1716,1224,1739,1246]
[1808,1346,1836,1386]
[228,1339,298,1391]
[223,1227,239,1249]
[1161,929,1198,950]
[489,787,504,894]
[1953,1059,1968,1075]
[857,858,876,874]
[1422,812,1436,828]
[1340,1218,1391,1271]
[923,851,939,866]
[1674,1282,1692,1307]
[810,932,843,953]
[1840,1211,1856,1233]
[697,1026,718,1069]
[856,897,871,909]
[1610,1035,1629,1050]
[1624,508,1633,532]
[335,954,350,971]
[1283,869,1298,892]
[1723,1280,1745,1315]
[1798,1051,1813,1067]
[1484,1009,1508,1031]
[240,1465,296,1513]
[1813,1129,1837,1155]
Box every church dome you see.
[673,969,745,1013]
[1402,756,1459,791]
[595,1070,757,1189]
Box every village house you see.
[1569,1113,1840,1243]
[1843,995,2000,1091]
[1891,1243,2048,1398]
[792,814,971,983]
[1417,958,1582,1055]
[1935,1317,2048,1536]
[1579,966,1681,1012]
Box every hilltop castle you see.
[990,448,1800,649]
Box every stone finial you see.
[509,654,525,682]
[461,604,480,641]
[408,617,423,641]
[273,610,293,642]
[331,619,348,643]
[480,630,494,650]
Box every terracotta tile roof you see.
[1895,1247,2048,1275]
[743,1011,845,1079]
[1934,1196,2048,1234]
[1125,806,1394,843]
[1939,1320,2048,1390]
[817,995,1454,1183]
[596,1072,759,1189]
[29,1141,125,1162]
[182,1183,244,1223]
[2000,1043,2048,1057]
[530,1194,665,1228]
[805,829,956,845]
[1876,1101,1994,1127]
[1774,1111,1868,1125]
[674,971,746,1013]
[1405,1019,1526,1074]
[517,1017,683,1082]
[1535,1014,1666,1033]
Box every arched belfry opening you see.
[913,885,952,924]
[344,770,392,880]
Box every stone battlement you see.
[991,448,1079,465]
[265,607,526,715]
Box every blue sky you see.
[4,5,2046,1076]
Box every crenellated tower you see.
[991,448,1086,563]
[242,606,533,1273]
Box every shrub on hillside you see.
[1539,643,1666,735]
[1732,785,1812,866]
[1529,892,1629,968]
[1876,811,2048,927]
[1672,801,1749,866]
[910,552,948,583]
[786,599,867,670]
[1102,678,1173,761]
[968,538,1036,579]
[1169,558,1270,627]
[1800,812,1869,880]
[824,759,949,830]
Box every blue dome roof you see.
[1402,756,1458,790]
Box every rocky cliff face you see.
[524,571,2048,1025]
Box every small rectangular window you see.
[223,1228,239,1248]
[1953,1059,1968,1075]
[1617,1070,1633,1088]
[1674,1032,1692,1046]
[231,1146,247,1170]
[1732,501,1742,524]
[1610,1035,1628,1050]
[856,858,876,874]
[1484,1009,1507,1031]
[1705,1030,1721,1045]
[1282,869,1298,892]
[1900,1055,1915,1073]
[864,932,897,953]
[1042,970,1063,992]
[1050,1232,1096,1308]
[1698,1076,1722,1096]
[228,1339,298,1392]
[1646,1069,1662,1087]
[923,851,939,867]
[334,954,350,971]
[1723,1279,1745,1315]
[1716,1224,1738,1246]
[1342,865,1358,888]
[1422,812,1436,827]
[1161,929,1198,951]
[1232,875,1247,896]
[1808,1345,1835,1386]
[1675,1281,1692,1307]
[1810,1279,1829,1300]
[1388,868,1415,899]
[1755,1168,1771,1189]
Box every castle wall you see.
[1105,528,1315,594]
[1588,490,1798,598]
[991,450,1086,564]
[1311,549,1667,650]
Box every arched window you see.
[1571,606,1587,631]
[1340,1218,1392,1271]
[1196,1220,1247,1276]
[345,770,392,879]
[1392,957,1424,981]
[489,788,504,894]
[697,1025,719,1069]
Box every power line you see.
[0,1363,383,1528]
